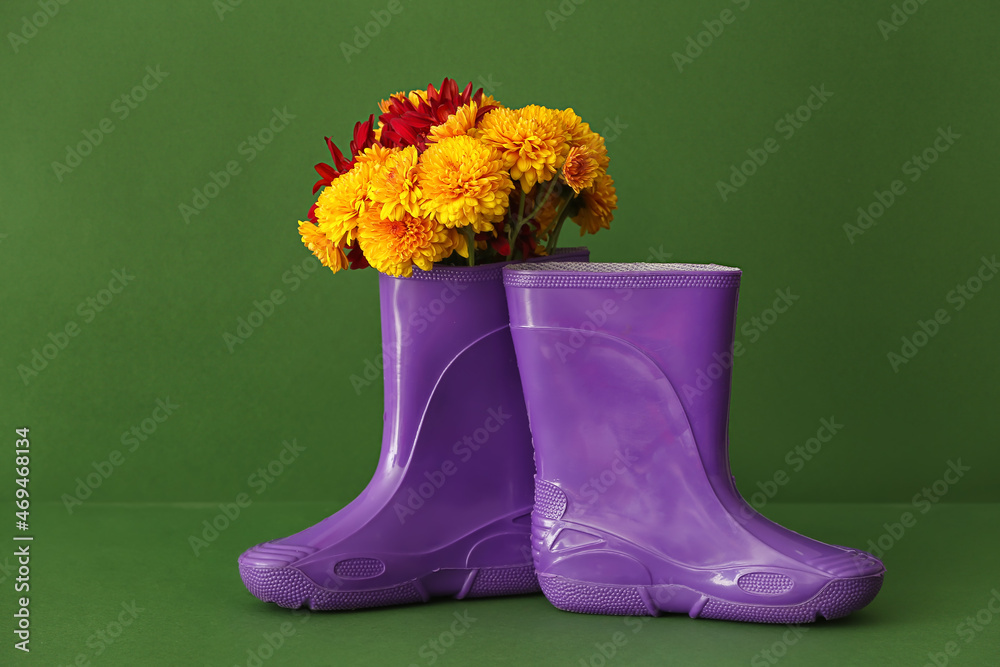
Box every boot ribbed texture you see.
[503,261,884,623]
[238,249,588,611]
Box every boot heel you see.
[537,573,657,616]
[464,564,540,598]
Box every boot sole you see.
[239,562,539,611]
[538,572,884,623]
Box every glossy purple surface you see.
[239,249,589,611]
[503,262,885,623]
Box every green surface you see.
[4,502,998,666]
[2,0,998,664]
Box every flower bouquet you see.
[296,77,617,276]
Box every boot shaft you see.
[503,261,742,479]
[376,249,591,467]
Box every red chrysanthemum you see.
[377,78,498,152]
[513,220,545,259]
[312,115,378,193]
[479,231,510,257]
[346,239,369,270]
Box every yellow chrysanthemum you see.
[298,220,348,273]
[368,146,422,221]
[406,89,429,106]
[427,96,505,145]
[478,105,570,193]
[479,94,503,111]
[354,144,395,165]
[356,209,454,277]
[561,108,590,146]
[417,135,513,233]
[313,161,375,243]
[439,227,469,260]
[427,101,483,144]
[572,172,617,236]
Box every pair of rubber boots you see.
[239,251,884,623]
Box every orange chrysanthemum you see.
[562,108,610,167]
[378,92,402,115]
[417,135,513,233]
[561,145,602,194]
[478,105,569,193]
[368,146,422,220]
[298,220,348,273]
[313,161,374,243]
[572,172,617,235]
[356,209,455,277]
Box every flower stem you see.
[463,226,476,266]
[544,193,576,255]
[505,189,528,261]
[507,177,562,260]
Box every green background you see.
[1,0,997,664]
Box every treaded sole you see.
[239,563,540,611]
[538,573,884,623]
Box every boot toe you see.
[809,547,886,578]
[238,541,316,568]
[699,572,884,623]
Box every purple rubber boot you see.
[502,262,885,623]
[239,249,588,611]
